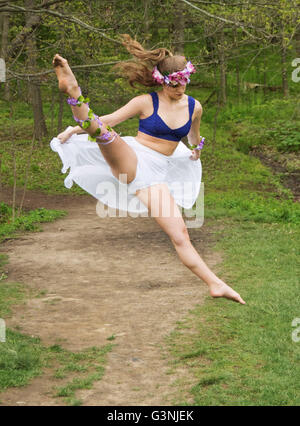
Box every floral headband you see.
[152,61,196,86]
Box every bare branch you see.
[191,0,282,8]
[0,3,123,45]
[0,0,67,7]
[6,61,127,81]
[42,0,70,7]
[179,0,272,40]
[6,41,277,82]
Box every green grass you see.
[49,343,113,406]
[0,280,27,319]
[162,87,299,406]
[0,254,8,283]
[190,95,300,226]
[0,331,113,405]
[0,331,44,392]
[0,202,67,243]
[0,253,43,391]
[222,97,300,155]
[0,329,45,391]
[0,138,84,194]
[166,219,300,406]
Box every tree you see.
[218,23,227,106]
[295,27,300,57]
[1,9,9,99]
[171,1,185,55]
[25,0,47,142]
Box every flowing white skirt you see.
[50,130,202,214]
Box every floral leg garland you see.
[67,87,117,145]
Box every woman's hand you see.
[57,126,74,143]
[189,149,201,161]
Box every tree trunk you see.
[50,86,55,136]
[1,11,10,100]
[281,32,289,98]
[213,91,222,153]
[263,53,267,100]
[9,93,17,222]
[218,25,227,106]
[236,60,240,103]
[18,135,35,216]
[25,0,47,143]
[143,0,152,43]
[171,1,185,55]
[30,81,48,142]
[234,28,240,103]
[294,19,300,56]
[57,91,64,134]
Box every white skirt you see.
[50,130,202,214]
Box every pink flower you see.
[152,61,196,85]
[152,66,164,84]
[186,61,196,74]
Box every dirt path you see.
[0,188,221,406]
[249,146,300,203]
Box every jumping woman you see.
[51,35,245,305]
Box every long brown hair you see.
[114,34,187,88]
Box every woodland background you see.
[1,0,300,139]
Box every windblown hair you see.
[114,34,187,88]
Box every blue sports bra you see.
[138,92,196,142]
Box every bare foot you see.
[52,54,79,96]
[209,280,246,305]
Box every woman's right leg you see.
[136,184,246,305]
[52,54,137,184]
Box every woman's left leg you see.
[136,184,246,305]
[52,54,137,184]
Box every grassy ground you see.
[162,93,299,406]
[0,202,67,243]
[166,218,299,406]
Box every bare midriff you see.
[135,131,179,156]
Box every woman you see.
[51,35,245,305]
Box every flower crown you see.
[152,61,196,86]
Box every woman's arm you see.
[187,100,203,160]
[57,94,148,143]
[99,94,147,127]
